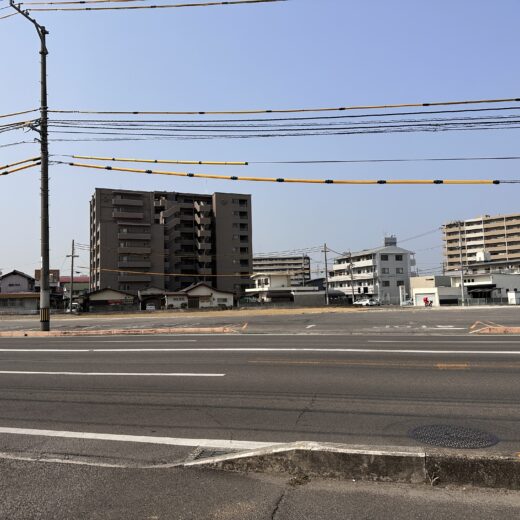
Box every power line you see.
[99,268,251,278]
[60,161,517,185]
[399,228,441,244]
[0,156,41,170]
[0,161,41,176]
[48,96,520,117]
[67,155,248,166]
[26,0,287,12]
[56,152,520,165]
[0,140,37,149]
[0,109,38,119]
[47,105,520,124]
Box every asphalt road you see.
[0,305,518,334]
[0,331,519,517]
[0,333,519,457]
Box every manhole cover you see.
[409,424,499,449]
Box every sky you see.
[1,0,520,277]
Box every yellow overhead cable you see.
[0,109,38,120]
[101,268,249,278]
[27,0,287,11]
[71,155,248,166]
[0,157,41,170]
[0,161,41,176]
[49,96,520,116]
[65,161,503,185]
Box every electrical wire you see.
[399,228,441,244]
[99,268,250,278]
[61,161,514,185]
[0,109,38,119]
[68,155,248,166]
[47,106,520,125]
[48,96,520,117]
[0,11,17,19]
[0,156,40,170]
[0,140,37,149]
[27,0,287,12]
[0,161,41,176]
[23,0,169,4]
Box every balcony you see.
[113,211,144,220]
[195,213,211,225]
[113,197,143,207]
[197,229,212,238]
[197,240,212,250]
[118,261,152,268]
[351,259,376,268]
[118,246,151,254]
[118,275,152,283]
[117,233,151,240]
[198,253,213,263]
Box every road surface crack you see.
[295,393,317,426]
[271,489,287,520]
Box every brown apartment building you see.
[443,212,520,272]
[90,188,252,295]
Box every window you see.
[382,268,389,274]
[395,255,403,261]
[382,281,390,287]
[396,268,404,274]
[381,254,389,261]
[232,234,239,240]
[397,280,405,287]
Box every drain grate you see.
[409,424,499,449]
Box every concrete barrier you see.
[183,441,520,489]
[0,326,237,338]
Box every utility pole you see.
[348,251,356,304]
[323,243,329,305]
[457,221,466,306]
[67,240,79,312]
[10,2,51,330]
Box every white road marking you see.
[0,427,279,450]
[368,340,520,344]
[0,348,518,355]
[0,371,225,377]
[306,325,316,329]
[73,340,198,343]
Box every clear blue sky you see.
[1,0,519,276]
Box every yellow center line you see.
[436,363,469,370]
[248,359,520,371]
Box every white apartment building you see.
[329,237,414,304]
[252,255,311,286]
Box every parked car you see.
[400,299,414,306]
[145,304,156,311]
[354,298,380,307]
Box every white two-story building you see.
[329,237,415,304]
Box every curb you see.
[182,441,520,489]
[0,326,237,338]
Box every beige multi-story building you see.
[443,213,520,272]
[90,188,252,296]
[252,255,311,286]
